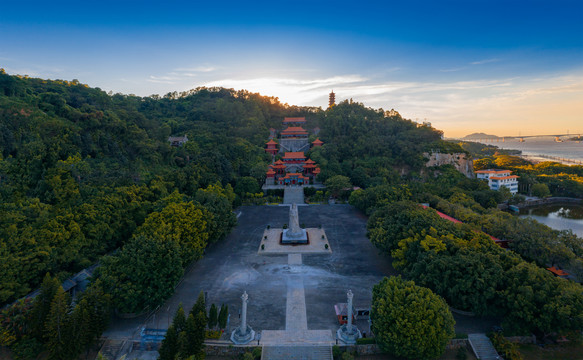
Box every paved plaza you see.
[104,204,498,344]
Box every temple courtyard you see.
[104,204,498,345]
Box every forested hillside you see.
[0,71,304,306]
[0,70,446,307]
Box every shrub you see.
[356,337,376,344]
[261,244,265,250]
[332,345,341,359]
[205,329,221,339]
[252,347,262,359]
[488,332,523,360]
[242,352,254,360]
[455,346,467,360]
[341,352,354,360]
[325,244,329,249]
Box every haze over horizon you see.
[1,0,582,137]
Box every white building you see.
[476,169,519,194]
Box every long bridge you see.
[454,133,582,143]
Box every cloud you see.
[175,66,217,73]
[470,58,500,65]
[440,67,466,72]
[146,75,178,84]
[203,75,368,104]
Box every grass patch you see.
[517,343,583,360]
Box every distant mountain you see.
[462,132,501,140]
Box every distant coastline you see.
[520,154,583,166]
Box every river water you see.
[496,137,583,163]
[519,204,583,237]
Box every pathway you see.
[283,187,305,204]
[261,253,333,359]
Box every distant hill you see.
[462,132,501,140]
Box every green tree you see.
[218,304,228,329]
[135,201,210,264]
[234,176,260,197]
[195,185,237,244]
[324,175,352,199]
[99,235,183,314]
[186,311,206,358]
[158,325,179,360]
[29,274,61,340]
[68,299,91,358]
[371,276,455,360]
[208,303,218,329]
[78,280,111,350]
[349,184,411,215]
[190,291,207,324]
[44,287,71,360]
[531,183,550,198]
[172,303,187,332]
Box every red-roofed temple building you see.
[265,139,278,157]
[264,117,324,186]
[265,151,321,186]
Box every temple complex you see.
[264,117,323,187]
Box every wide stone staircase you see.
[262,345,332,360]
[468,333,500,360]
[283,187,305,204]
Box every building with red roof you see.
[283,117,306,124]
[265,139,278,156]
[281,126,309,137]
[476,169,519,194]
[312,138,324,147]
[264,117,322,186]
[547,267,569,278]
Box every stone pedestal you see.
[231,325,256,345]
[336,324,362,344]
[282,228,308,244]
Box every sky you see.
[1,0,582,137]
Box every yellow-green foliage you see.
[135,201,209,265]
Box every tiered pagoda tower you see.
[265,139,278,161]
[329,90,335,108]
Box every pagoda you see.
[311,138,324,148]
[329,90,335,108]
[265,139,278,158]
